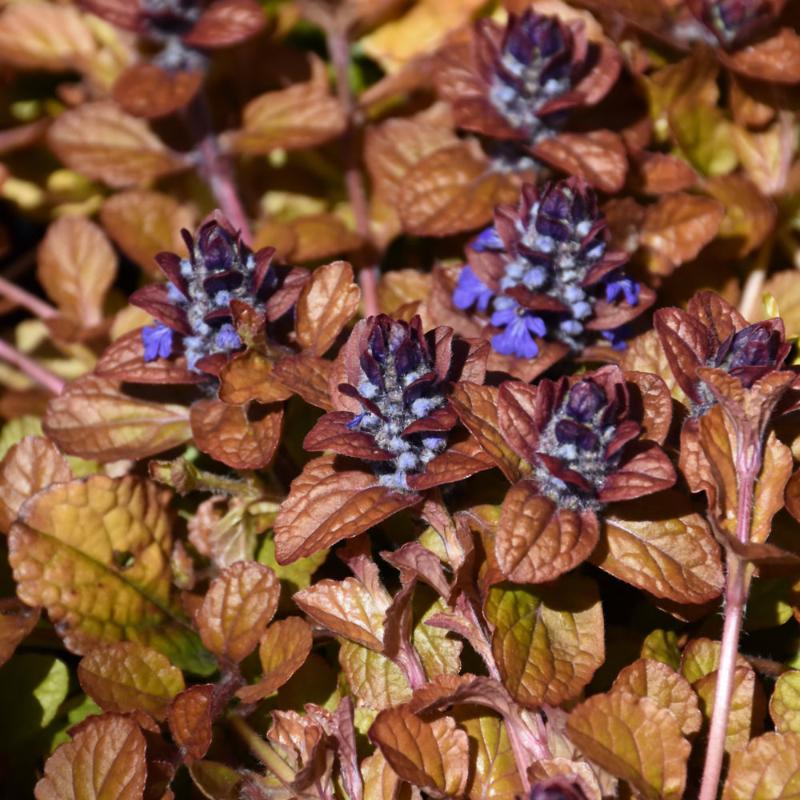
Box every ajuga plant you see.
[6,1,800,800]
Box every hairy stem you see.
[0,275,57,320]
[228,714,296,785]
[325,22,380,318]
[0,338,64,395]
[187,94,253,246]
[698,462,757,800]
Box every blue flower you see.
[601,328,629,351]
[453,266,495,313]
[605,276,640,306]
[490,300,546,358]
[214,323,242,352]
[471,226,504,252]
[142,323,174,361]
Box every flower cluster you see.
[689,0,774,48]
[497,366,675,512]
[654,292,790,416]
[452,179,649,359]
[302,315,488,492]
[132,215,292,375]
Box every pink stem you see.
[188,96,252,246]
[325,22,380,318]
[0,276,57,320]
[698,462,757,800]
[0,338,64,395]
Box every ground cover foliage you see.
[3,0,800,798]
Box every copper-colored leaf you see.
[596,502,723,605]
[233,57,346,153]
[78,641,185,721]
[398,142,514,237]
[450,382,529,482]
[273,454,421,563]
[289,214,363,263]
[196,561,279,664]
[0,435,71,531]
[100,190,194,276]
[236,617,313,703]
[567,691,690,800]
[44,376,192,461]
[611,659,702,736]
[369,706,469,799]
[723,731,800,799]
[294,573,389,650]
[113,64,203,120]
[296,261,360,356]
[0,598,40,667]
[169,684,214,761]
[0,1,95,72]
[496,483,599,584]
[38,216,117,327]
[183,0,265,48]
[35,713,147,800]
[640,193,725,276]
[218,351,293,405]
[721,28,800,84]
[533,130,628,194]
[272,354,333,410]
[8,475,214,674]
[486,574,604,707]
[48,101,185,188]
[190,399,283,470]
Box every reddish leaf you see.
[35,713,147,800]
[296,261,360,356]
[273,454,421,563]
[196,561,279,664]
[598,444,677,503]
[183,0,265,48]
[406,435,496,491]
[0,435,71,531]
[236,617,313,703]
[0,598,40,667]
[496,482,599,584]
[721,28,800,84]
[272,354,334,410]
[533,130,628,194]
[113,64,203,120]
[169,684,215,761]
[190,399,283,470]
[635,152,697,195]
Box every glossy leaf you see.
[35,713,147,800]
[0,598,40,666]
[196,561,279,664]
[723,731,800,799]
[168,684,215,761]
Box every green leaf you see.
[9,475,215,675]
[0,415,42,460]
[49,695,102,750]
[0,654,69,747]
[339,640,411,710]
[486,574,604,707]
[641,630,681,671]
[770,671,800,734]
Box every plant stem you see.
[325,21,380,318]
[698,460,757,800]
[0,338,64,394]
[0,275,57,320]
[187,94,253,246]
[228,714,296,785]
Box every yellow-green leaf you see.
[770,671,800,735]
[723,731,800,800]
[78,642,185,721]
[9,475,214,674]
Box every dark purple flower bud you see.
[142,322,174,361]
[530,777,589,800]
[692,0,774,48]
[555,419,599,451]
[713,321,786,387]
[565,379,606,422]
[486,10,581,144]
